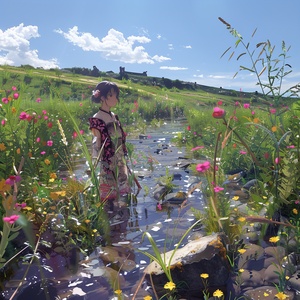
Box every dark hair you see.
[91,81,120,103]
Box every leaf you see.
[8,231,19,242]
[220,46,231,59]
[237,53,246,61]
[240,66,255,73]
[258,66,266,77]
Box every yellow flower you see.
[232,196,239,201]
[253,118,260,124]
[11,106,16,113]
[285,275,290,280]
[238,217,246,222]
[16,148,21,154]
[293,208,298,215]
[164,281,176,291]
[213,289,224,298]
[239,268,244,273]
[200,273,209,279]
[44,159,51,165]
[143,296,152,300]
[0,143,6,151]
[271,126,277,132]
[238,249,246,254]
[264,292,269,296]
[85,219,91,224]
[275,292,288,300]
[269,236,280,243]
[114,289,122,295]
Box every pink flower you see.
[44,116,48,120]
[47,122,53,128]
[243,103,250,109]
[2,97,9,104]
[187,125,191,131]
[19,112,28,120]
[212,107,226,119]
[5,175,21,186]
[36,137,41,143]
[251,111,255,115]
[217,100,223,106]
[47,140,53,146]
[15,202,27,210]
[240,151,247,155]
[36,98,41,103]
[1,120,5,126]
[72,132,78,138]
[12,86,17,91]
[41,151,46,155]
[42,110,47,115]
[235,101,240,106]
[3,215,19,224]
[13,93,19,99]
[287,145,295,149]
[270,108,276,114]
[157,203,162,211]
[214,186,224,193]
[275,157,280,164]
[79,130,84,135]
[79,103,83,106]
[196,161,210,172]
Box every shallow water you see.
[1,121,209,300]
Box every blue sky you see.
[1,0,300,92]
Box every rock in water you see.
[144,233,229,298]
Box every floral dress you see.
[89,112,130,200]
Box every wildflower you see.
[0,143,6,151]
[238,249,246,254]
[251,111,255,115]
[164,281,176,291]
[213,289,224,298]
[270,108,276,114]
[217,100,223,106]
[214,186,224,193]
[264,292,269,296]
[187,125,191,131]
[239,268,244,273]
[1,119,5,126]
[47,122,53,128]
[243,103,250,109]
[143,296,152,300]
[253,118,260,123]
[36,137,41,143]
[275,292,288,300]
[2,97,9,104]
[232,196,239,201]
[212,107,226,119]
[287,145,295,149]
[235,101,240,106]
[42,110,47,115]
[114,289,122,295]
[44,159,51,165]
[5,175,21,186]
[239,150,247,155]
[293,208,298,215]
[73,132,78,138]
[12,86,17,91]
[36,98,41,103]
[16,148,21,154]
[275,157,280,164]
[47,140,53,146]
[11,107,16,113]
[191,146,204,151]
[3,215,19,224]
[272,126,277,132]
[200,273,209,279]
[264,152,270,159]
[19,112,28,120]
[13,93,19,99]
[238,217,246,222]
[196,161,210,172]
[41,151,46,155]
[157,203,162,210]
[50,173,57,180]
[269,236,280,243]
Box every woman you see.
[89,81,131,202]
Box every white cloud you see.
[184,45,192,49]
[157,34,162,39]
[56,26,168,64]
[152,55,171,62]
[160,66,188,71]
[0,24,58,69]
[168,44,174,50]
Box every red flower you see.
[187,125,191,131]
[212,107,226,119]
[196,161,210,172]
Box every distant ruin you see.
[119,67,147,78]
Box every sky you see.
[1,0,300,92]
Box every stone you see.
[243,286,295,300]
[144,234,229,298]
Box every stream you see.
[1,120,209,300]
